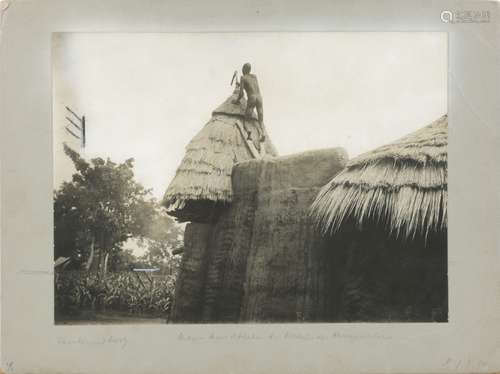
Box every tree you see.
[54,144,159,274]
[136,213,183,275]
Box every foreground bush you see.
[55,271,176,319]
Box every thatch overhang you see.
[162,87,278,223]
[311,114,448,240]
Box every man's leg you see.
[244,97,256,140]
[256,98,265,142]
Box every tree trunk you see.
[102,252,110,277]
[85,235,95,271]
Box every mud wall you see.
[171,148,348,322]
[169,223,213,322]
[323,225,448,322]
[238,149,348,322]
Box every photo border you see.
[1,1,499,373]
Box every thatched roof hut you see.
[162,85,278,222]
[311,114,447,240]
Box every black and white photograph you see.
[52,32,448,325]
[4,1,500,373]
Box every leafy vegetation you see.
[55,271,176,319]
[54,145,183,321]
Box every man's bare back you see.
[241,74,261,98]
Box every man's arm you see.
[234,78,245,103]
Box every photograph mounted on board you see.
[52,32,448,324]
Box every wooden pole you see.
[235,121,261,159]
[82,115,86,148]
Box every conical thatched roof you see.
[162,86,278,223]
[311,114,447,240]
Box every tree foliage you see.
[54,145,181,273]
[136,213,183,271]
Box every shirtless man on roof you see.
[233,63,265,142]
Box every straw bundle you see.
[311,114,448,240]
[163,87,278,222]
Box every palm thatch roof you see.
[311,114,447,240]
[162,86,278,223]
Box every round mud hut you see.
[310,114,448,322]
[162,84,278,223]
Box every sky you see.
[53,32,447,200]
